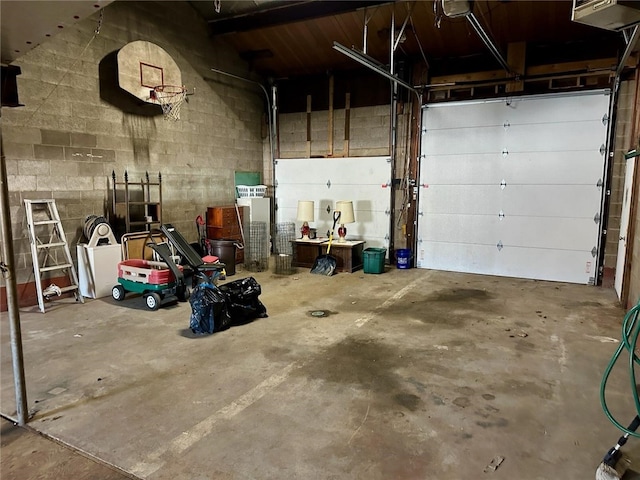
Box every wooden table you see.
[292,238,327,268]
[294,239,365,273]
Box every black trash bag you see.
[218,276,268,324]
[189,282,232,334]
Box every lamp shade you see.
[296,201,314,222]
[335,201,355,224]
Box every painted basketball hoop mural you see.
[117,40,192,120]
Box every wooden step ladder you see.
[24,199,84,313]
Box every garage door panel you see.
[423,102,507,129]
[503,93,610,124]
[422,150,603,185]
[421,154,503,185]
[500,247,595,283]
[276,156,391,248]
[424,93,609,129]
[418,91,609,284]
[505,121,606,152]
[422,126,505,155]
[417,242,499,273]
[421,214,500,245]
[497,248,596,283]
[495,151,603,184]
[422,186,500,215]
[276,157,391,185]
[422,214,597,251]
[502,185,601,218]
[276,161,328,183]
[500,216,598,250]
[418,241,595,283]
[422,184,600,219]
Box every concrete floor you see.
[1,264,639,479]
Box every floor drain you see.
[310,310,327,317]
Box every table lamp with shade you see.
[296,200,315,240]
[335,200,355,242]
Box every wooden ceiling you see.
[190,0,625,80]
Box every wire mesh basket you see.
[245,221,269,272]
[275,222,296,275]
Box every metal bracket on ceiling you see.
[440,2,510,73]
[617,24,640,78]
[465,12,511,74]
[392,2,416,53]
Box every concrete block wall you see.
[604,79,636,284]
[278,105,391,158]
[1,1,265,305]
[623,75,640,307]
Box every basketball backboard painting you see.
[117,40,182,103]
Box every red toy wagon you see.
[111,258,187,310]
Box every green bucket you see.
[363,248,386,274]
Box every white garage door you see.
[275,157,391,251]
[416,90,610,284]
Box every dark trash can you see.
[210,239,237,276]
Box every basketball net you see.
[151,85,187,121]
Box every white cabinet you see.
[77,244,122,299]
[237,197,271,240]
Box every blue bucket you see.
[396,248,412,269]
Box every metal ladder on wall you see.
[24,199,84,313]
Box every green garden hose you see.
[600,302,640,437]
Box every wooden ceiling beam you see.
[428,56,635,87]
[209,1,390,35]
